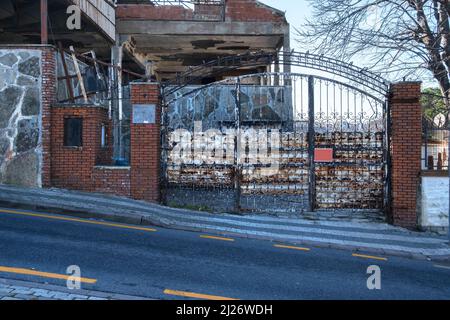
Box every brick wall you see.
[117,0,286,23]
[49,86,162,203]
[92,166,131,197]
[194,4,223,20]
[225,0,286,23]
[117,5,194,20]
[50,105,114,191]
[41,46,57,188]
[389,82,422,229]
[130,83,161,203]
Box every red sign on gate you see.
[314,148,334,162]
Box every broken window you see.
[64,118,83,147]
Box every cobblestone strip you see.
[0,279,150,300]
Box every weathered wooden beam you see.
[69,45,88,103]
[62,48,147,79]
[58,42,75,103]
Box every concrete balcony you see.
[68,0,116,42]
[0,0,116,60]
[116,0,290,81]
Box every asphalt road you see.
[0,206,449,300]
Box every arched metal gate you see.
[161,55,390,215]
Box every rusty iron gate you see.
[161,72,389,215]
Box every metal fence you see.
[162,72,388,215]
[422,92,449,171]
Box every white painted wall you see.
[421,176,449,228]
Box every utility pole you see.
[40,0,48,44]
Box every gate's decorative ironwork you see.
[163,51,390,97]
[161,71,389,214]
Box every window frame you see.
[63,117,83,148]
[100,123,108,148]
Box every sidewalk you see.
[0,278,149,300]
[0,184,449,261]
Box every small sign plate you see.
[132,104,156,124]
[314,148,334,162]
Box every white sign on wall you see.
[133,104,156,124]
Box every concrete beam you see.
[117,20,287,36]
[69,0,116,42]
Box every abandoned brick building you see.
[0,0,446,231]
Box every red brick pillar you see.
[389,82,422,229]
[41,46,57,188]
[130,83,161,203]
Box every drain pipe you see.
[117,44,124,161]
[118,45,123,122]
[111,43,124,164]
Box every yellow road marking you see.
[434,264,450,270]
[0,208,157,232]
[164,289,238,301]
[352,253,387,261]
[0,266,97,284]
[274,244,310,251]
[200,235,234,242]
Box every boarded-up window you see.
[64,118,83,147]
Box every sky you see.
[259,0,436,87]
[255,1,366,87]
[260,1,311,24]
[260,0,312,47]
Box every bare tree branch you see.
[296,0,450,105]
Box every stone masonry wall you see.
[166,85,291,131]
[0,48,44,187]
